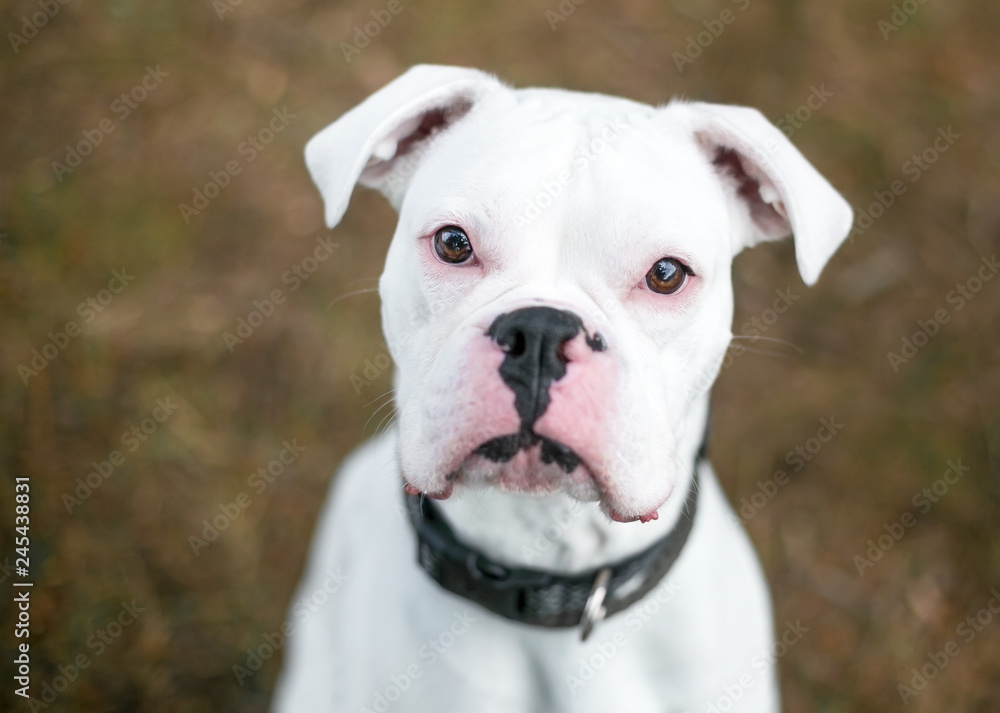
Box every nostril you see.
[498,330,526,356]
[508,331,526,357]
[586,332,606,352]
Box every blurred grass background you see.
[1,0,998,711]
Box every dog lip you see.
[473,432,582,474]
[608,507,660,524]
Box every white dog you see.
[272,65,852,713]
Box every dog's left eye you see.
[433,226,475,265]
[645,258,690,295]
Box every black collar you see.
[405,431,706,640]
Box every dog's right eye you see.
[433,226,475,265]
[645,257,690,295]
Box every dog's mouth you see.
[455,431,593,499]
[404,431,664,521]
[473,431,581,473]
[403,432,662,523]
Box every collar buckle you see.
[579,567,612,642]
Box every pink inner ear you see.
[395,106,451,156]
[362,98,476,188]
[712,146,790,239]
[391,98,474,160]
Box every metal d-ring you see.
[580,567,612,642]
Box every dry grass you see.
[1,0,998,711]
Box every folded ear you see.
[305,65,503,228]
[681,102,853,285]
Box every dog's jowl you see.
[272,65,853,713]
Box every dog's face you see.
[307,66,852,522]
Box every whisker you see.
[730,334,804,354]
[326,287,379,310]
[363,389,396,409]
[374,411,399,439]
[363,398,397,434]
[729,344,797,358]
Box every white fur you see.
[273,65,852,712]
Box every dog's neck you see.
[433,395,710,573]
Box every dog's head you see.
[307,65,852,523]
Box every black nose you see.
[487,307,594,429]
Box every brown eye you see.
[433,226,474,264]
[645,258,688,294]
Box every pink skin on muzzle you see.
[403,331,666,522]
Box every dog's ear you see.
[682,102,853,285]
[305,65,503,228]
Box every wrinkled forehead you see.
[401,89,730,247]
